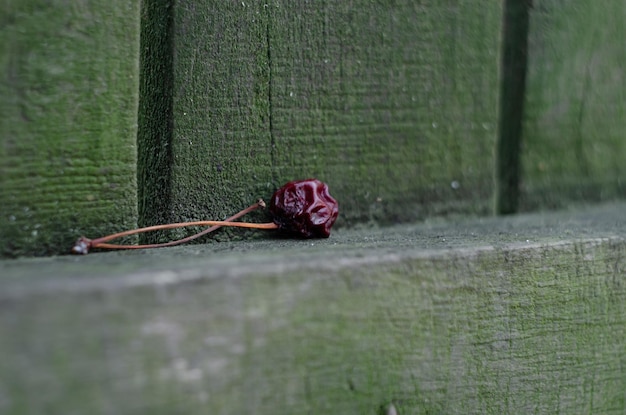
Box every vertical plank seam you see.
[575,34,596,178]
[137,0,175,238]
[265,4,278,186]
[495,0,531,214]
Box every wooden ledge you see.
[2,202,625,291]
[1,203,625,413]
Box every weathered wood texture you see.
[268,1,502,225]
[160,0,274,242]
[521,0,626,210]
[137,0,175,234]
[148,0,502,238]
[1,203,625,414]
[0,0,141,257]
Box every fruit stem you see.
[71,199,278,254]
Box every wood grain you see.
[144,0,503,237]
[0,0,141,256]
[269,0,502,225]
[1,203,625,413]
[521,0,626,209]
[165,0,274,235]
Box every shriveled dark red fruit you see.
[269,179,339,238]
[71,179,338,254]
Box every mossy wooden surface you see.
[0,0,141,257]
[137,0,175,233]
[521,1,626,210]
[1,203,625,414]
[167,0,274,231]
[268,1,502,225]
[149,0,502,236]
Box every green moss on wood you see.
[151,1,503,239]
[1,204,625,413]
[268,1,503,226]
[165,0,274,240]
[0,0,141,257]
[521,1,626,210]
[137,0,175,242]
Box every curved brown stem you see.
[91,221,277,247]
[92,200,271,250]
[71,199,278,254]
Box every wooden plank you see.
[521,1,626,210]
[158,1,502,236]
[1,203,625,414]
[137,0,175,236]
[0,0,141,257]
[156,0,274,240]
[268,1,503,225]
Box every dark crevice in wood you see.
[495,0,531,215]
[265,6,278,186]
[575,33,597,178]
[137,0,175,241]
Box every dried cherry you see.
[269,178,339,238]
[71,179,338,254]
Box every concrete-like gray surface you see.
[1,203,625,414]
[2,202,624,292]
